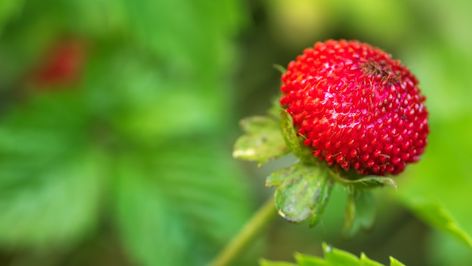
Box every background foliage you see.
[0,0,471,265]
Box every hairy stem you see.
[210,197,277,266]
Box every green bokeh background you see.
[0,0,470,265]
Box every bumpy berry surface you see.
[280,40,429,176]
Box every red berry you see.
[280,40,429,176]
[30,39,86,88]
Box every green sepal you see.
[280,108,397,190]
[268,96,283,119]
[236,100,398,235]
[343,188,376,236]
[280,110,317,165]
[233,115,288,165]
[273,64,287,74]
[329,170,397,189]
[267,163,333,226]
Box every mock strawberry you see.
[280,40,429,176]
[30,39,86,88]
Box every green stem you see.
[210,197,277,266]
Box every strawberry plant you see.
[0,1,472,266]
[211,40,471,266]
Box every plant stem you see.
[210,197,277,266]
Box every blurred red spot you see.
[30,39,86,89]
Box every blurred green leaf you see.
[233,116,288,165]
[418,0,472,51]
[114,141,250,266]
[83,49,223,143]
[404,42,472,121]
[0,149,106,246]
[0,0,250,264]
[67,0,242,101]
[1,0,243,129]
[329,0,410,45]
[429,232,472,266]
[268,164,333,225]
[0,0,24,34]
[398,116,472,250]
[398,4,472,262]
[400,200,472,248]
[260,243,405,266]
[0,94,106,247]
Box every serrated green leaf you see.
[322,243,360,266]
[344,189,376,236]
[270,164,333,225]
[115,141,251,266]
[280,110,315,164]
[360,253,383,266]
[295,252,326,266]
[262,245,405,266]
[233,116,288,165]
[389,257,405,266]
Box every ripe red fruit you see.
[30,39,86,88]
[280,40,429,176]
